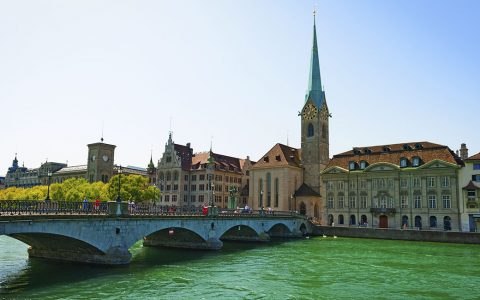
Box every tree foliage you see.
[0,175,160,203]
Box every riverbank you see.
[313,225,480,244]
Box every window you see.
[199,184,205,191]
[349,161,356,171]
[327,182,334,191]
[380,196,387,208]
[430,216,437,228]
[183,195,188,202]
[400,157,408,168]
[400,179,408,188]
[360,196,368,208]
[338,181,345,190]
[199,195,204,203]
[427,177,436,188]
[414,195,422,208]
[191,175,196,181]
[428,195,437,209]
[173,184,178,191]
[472,175,480,182]
[349,181,356,189]
[379,179,385,189]
[467,190,476,198]
[443,195,451,209]
[191,195,196,202]
[338,196,344,209]
[388,179,394,189]
[307,123,314,137]
[191,185,196,191]
[173,171,179,181]
[338,214,344,225]
[360,180,367,189]
[166,156,172,163]
[413,177,421,188]
[166,185,171,191]
[412,156,420,167]
[400,195,408,208]
[360,161,368,170]
[166,172,171,181]
[184,174,189,181]
[165,195,170,202]
[441,177,450,187]
[274,178,279,208]
[327,196,334,209]
[349,196,356,209]
[199,174,205,181]
[473,164,480,170]
[184,184,188,191]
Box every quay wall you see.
[313,225,480,244]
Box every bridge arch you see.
[143,227,209,249]
[220,224,260,241]
[9,233,105,255]
[266,223,292,237]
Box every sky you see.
[1,0,479,176]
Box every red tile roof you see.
[327,141,462,170]
[252,143,301,169]
[463,180,480,190]
[466,152,480,161]
[174,143,193,171]
[191,151,244,173]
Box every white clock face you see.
[91,155,96,162]
[103,155,109,162]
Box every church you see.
[249,14,329,221]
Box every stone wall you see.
[313,225,480,244]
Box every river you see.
[0,235,479,299]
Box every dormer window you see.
[414,143,423,149]
[360,160,368,170]
[353,148,361,155]
[400,157,408,168]
[364,148,372,155]
[263,156,269,163]
[348,161,356,171]
[412,156,421,167]
[403,144,412,151]
[275,155,281,161]
[383,146,391,152]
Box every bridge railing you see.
[0,200,108,215]
[0,200,305,219]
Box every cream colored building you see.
[321,142,463,230]
[458,148,480,232]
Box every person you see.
[94,198,100,211]
[82,197,88,211]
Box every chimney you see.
[186,143,191,148]
[460,143,468,160]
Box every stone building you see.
[250,14,325,218]
[5,155,66,188]
[156,133,252,208]
[459,149,480,231]
[321,142,463,230]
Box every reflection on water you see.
[1,235,480,299]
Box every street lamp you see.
[45,171,52,201]
[116,165,122,202]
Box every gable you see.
[322,166,348,174]
[364,163,399,172]
[417,159,459,170]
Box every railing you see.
[0,200,304,219]
[370,208,396,214]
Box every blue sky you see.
[1,1,479,176]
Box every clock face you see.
[91,155,96,162]
[302,103,318,120]
[103,155,109,162]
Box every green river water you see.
[0,235,479,299]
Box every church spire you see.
[306,10,324,108]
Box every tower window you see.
[307,123,314,137]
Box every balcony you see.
[370,208,396,214]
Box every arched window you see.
[361,215,368,226]
[415,216,422,229]
[328,214,334,226]
[307,123,314,137]
[166,171,171,181]
[173,171,179,181]
[350,215,356,225]
[402,215,409,226]
[443,216,452,231]
[430,216,437,228]
[338,214,344,225]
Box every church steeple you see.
[306,10,324,109]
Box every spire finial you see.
[101,121,104,142]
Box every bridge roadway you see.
[0,201,311,265]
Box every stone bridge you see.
[0,201,311,265]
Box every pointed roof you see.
[466,152,480,162]
[294,183,320,197]
[252,143,301,169]
[305,13,325,109]
[463,180,479,190]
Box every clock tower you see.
[300,12,330,194]
[87,139,116,183]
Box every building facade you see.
[322,142,463,230]
[459,150,480,232]
[156,133,252,208]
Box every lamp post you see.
[116,165,122,203]
[45,171,52,201]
